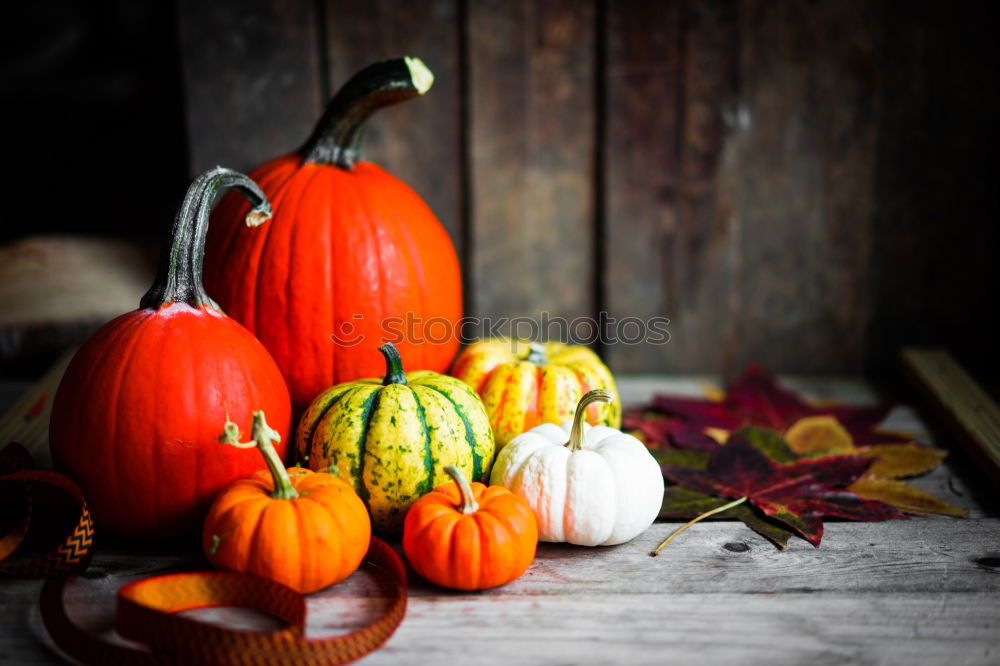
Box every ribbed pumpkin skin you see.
[203,156,463,414]
[403,480,537,590]
[450,339,621,449]
[203,467,370,594]
[296,371,494,532]
[49,304,291,540]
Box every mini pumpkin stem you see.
[567,390,614,451]
[219,411,297,500]
[523,342,547,365]
[300,57,434,169]
[443,465,479,515]
[141,167,271,310]
[379,343,408,386]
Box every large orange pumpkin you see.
[49,168,291,540]
[204,57,462,414]
[403,465,537,591]
[204,411,370,594]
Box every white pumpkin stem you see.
[219,411,297,500]
[650,496,748,556]
[443,464,479,514]
[567,390,614,451]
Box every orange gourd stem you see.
[300,57,434,169]
[219,411,297,500]
[443,465,479,515]
[523,342,547,364]
[567,390,614,452]
[379,343,408,386]
[140,167,271,310]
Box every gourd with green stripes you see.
[295,343,495,532]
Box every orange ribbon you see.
[1,443,407,665]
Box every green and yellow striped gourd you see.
[295,343,495,531]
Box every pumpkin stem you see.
[300,57,434,169]
[379,343,408,386]
[523,342,547,365]
[140,167,271,310]
[443,465,479,515]
[219,411,297,500]
[650,496,748,556]
[567,390,614,452]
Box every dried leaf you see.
[641,363,908,448]
[662,436,905,547]
[734,426,799,464]
[857,443,947,479]
[784,416,856,457]
[848,478,967,517]
[660,485,795,548]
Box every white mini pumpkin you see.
[490,390,664,546]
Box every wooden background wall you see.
[176,0,999,379]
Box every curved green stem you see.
[567,390,614,451]
[300,57,434,169]
[140,167,271,310]
[219,411,297,500]
[379,343,408,386]
[443,465,478,514]
[523,342,547,365]
[650,496,748,556]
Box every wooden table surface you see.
[2,376,999,665]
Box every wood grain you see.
[0,236,154,376]
[720,0,877,376]
[324,0,464,253]
[867,2,1000,378]
[467,0,596,325]
[5,520,1000,665]
[176,0,323,174]
[603,0,681,372]
[902,348,1000,490]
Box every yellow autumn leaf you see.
[699,382,725,402]
[784,415,856,457]
[858,443,947,479]
[705,427,729,444]
[849,478,967,517]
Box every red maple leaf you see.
[661,433,906,546]
[628,363,907,448]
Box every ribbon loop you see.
[3,443,407,665]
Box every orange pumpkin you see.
[403,465,537,591]
[203,411,371,594]
[450,339,621,449]
[204,57,461,415]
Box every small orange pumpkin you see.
[403,465,537,591]
[203,411,371,594]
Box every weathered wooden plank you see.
[664,0,742,374]
[902,348,1000,490]
[355,592,1000,666]
[468,0,596,324]
[177,0,323,174]
[867,2,1000,378]
[603,0,681,372]
[10,581,1000,665]
[721,0,878,375]
[0,236,154,377]
[324,0,464,253]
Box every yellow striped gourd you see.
[450,339,620,450]
[296,343,494,532]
